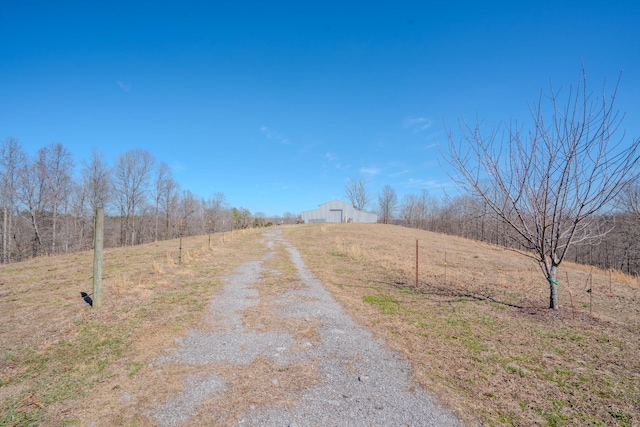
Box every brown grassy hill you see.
[1,224,638,426]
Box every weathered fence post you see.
[93,207,104,308]
[416,239,419,288]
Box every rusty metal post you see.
[179,218,183,265]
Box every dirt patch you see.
[240,247,322,344]
[186,358,319,426]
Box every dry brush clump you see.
[284,223,640,427]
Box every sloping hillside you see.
[1,223,638,426]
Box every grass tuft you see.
[363,294,400,314]
[152,260,164,275]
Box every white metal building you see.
[300,199,378,223]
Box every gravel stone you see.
[150,229,464,426]
[152,373,226,426]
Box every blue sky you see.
[2,1,639,216]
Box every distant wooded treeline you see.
[385,188,640,275]
[0,138,298,263]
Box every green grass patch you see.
[0,321,132,423]
[608,410,633,427]
[127,361,144,377]
[505,364,529,377]
[363,294,400,314]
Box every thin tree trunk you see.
[2,206,7,264]
[155,199,159,242]
[52,203,57,254]
[8,208,12,263]
[29,208,43,257]
[548,263,559,309]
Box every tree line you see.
[0,139,298,264]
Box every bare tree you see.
[417,189,433,230]
[205,192,228,232]
[37,143,74,254]
[447,68,640,309]
[113,149,155,246]
[1,137,24,263]
[377,184,398,224]
[153,162,173,242]
[345,176,371,210]
[81,148,111,212]
[156,165,180,239]
[177,190,200,235]
[68,182,90,250]
[282,211,297,225]
[16,153,45,257]
[399,194,421,228]
[619,182,640,221]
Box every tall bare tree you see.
[16,153,45,257]
[178,190,200,235]
[619,182,640,220]
[344,176,370,210]
[1,137,24,263]
[153,162,173,242]
[205,192,228,232]
[447,68,640,309]
[377,184,397,224]
[113,149,155,245]
[156,164,179,239]
[399,194,421,228]
[37,142,74,254]
[81,148,111,212]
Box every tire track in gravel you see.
[150,229,463,426]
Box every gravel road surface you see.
[150,229,464,426]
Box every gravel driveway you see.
[151,229,464,426]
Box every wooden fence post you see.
[93,207,104,308]
[416,239,419,288]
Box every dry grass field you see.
[0,223,638,426]
[283,223,640,427]
[0,229,266,426]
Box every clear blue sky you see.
[2,1,639,216]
